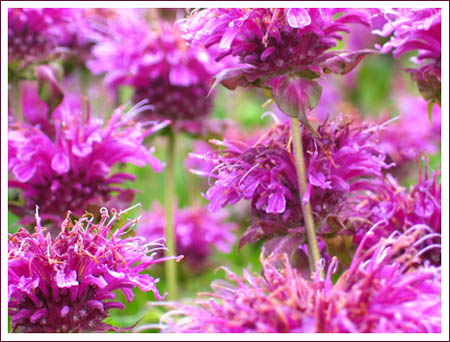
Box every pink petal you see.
[51,152,70,175]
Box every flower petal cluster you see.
[136,203,236,270]
[196,115,390,247]
[180,8,374,90]
[8,97,168,225]
[161,226,441,333]
[8,207,181,332]
[88,11,230,134]
[353,165,441,265]
[8,8,79,65]
[378,94,441,167]
[374,8,441,104]
[185,120,264,177]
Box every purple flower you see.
[88,12,230,134]
[378,94,441,167]
[136,203,236,270]
[8,206,182,332]
[53,9,116,61]
[181,8,374,90]
[16,81,53,132]
[185,141,217,177]
[160,226,441,333]
[180,8,376,130]
[353,164,441,265]
[186,120,264,178]
[195,115,390,247]
[8,97,168,225]
[8,8,79,65]
[374,8,441,104]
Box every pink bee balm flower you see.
[8,206,183,332]
[8,97,169,225]
[194,114,390,248]
[88,11,230,134]
[8,8,79,65]
[374,8,441,104]
[180,8,376,126]
[354,164,441,265]
[185,120,264,177]
[136,203,236,270]
[160,225,441,333]
[378,95,441,167]
[181,8,374,85]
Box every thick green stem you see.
[290,117,324,279]
[164,129,177,300]
[10,78,23,121]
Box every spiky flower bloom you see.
[185,120,263,177]
[8,206,182,332]
[378,94,441,167]
[353,164,441,265]
[194,115,390,247]
[160,225,441,333]
[181,8,373,86]
[136,203,236,270]
[8,98,168,225]
[8,8,79,65]
[374,8,441,104]
[88,11,229,134]
[180,8,375,124]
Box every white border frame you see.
[1,1,449,341]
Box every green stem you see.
[164,129,178,300]
[10,78,23,121]
[290,117,324,279]
[79,65,89,97]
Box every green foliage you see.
[351,54,395,115]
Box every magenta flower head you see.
[160,225,440,333]
[180,8,375,127]
[354,163,441,265]
[378,96,441,168]
[8,206,183,333]
[8,8,79,66]
[136,203,236,270]
[181,8,373,86]
[185,120,264,178]
[194,114,390,247]
[374,8,441,104]
[88,12,229,134]
[8,97,169,225]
